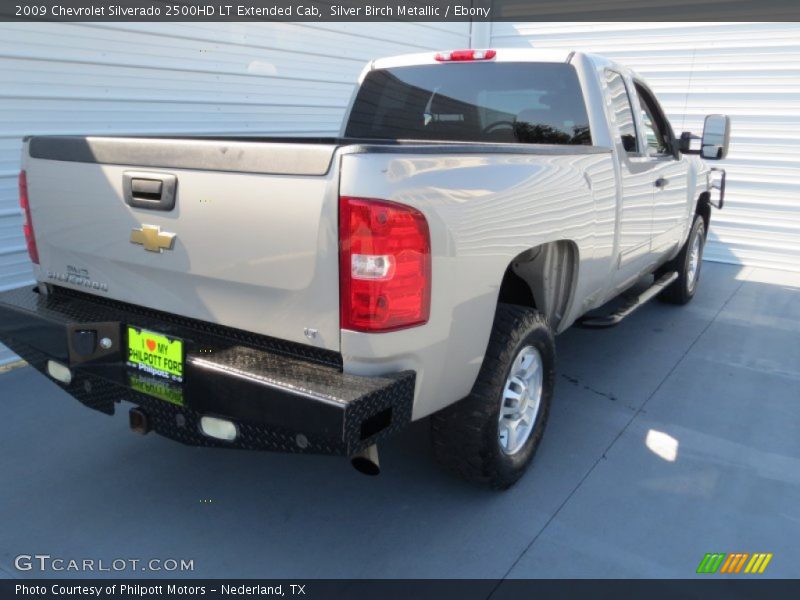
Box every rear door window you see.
[346,62,591,145]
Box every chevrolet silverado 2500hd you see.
[0,49,729,488]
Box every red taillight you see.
[339,197,431,332]
[18,170,39,264]
[435,49,496,62]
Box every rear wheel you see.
[659,214,706,305]
[431,304,555,489]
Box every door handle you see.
[123,171,177,211]
[654,177,669,189]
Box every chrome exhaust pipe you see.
[350,444,380,476]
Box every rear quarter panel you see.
[339,148,617,419]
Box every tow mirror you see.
[700,114,731,160]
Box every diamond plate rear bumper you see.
[0,285,415,456]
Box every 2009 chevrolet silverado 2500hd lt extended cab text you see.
[1,49,729,488]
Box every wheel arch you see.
[496,240,580,332]
[696,191,712,235]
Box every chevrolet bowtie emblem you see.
[130,224,176,253]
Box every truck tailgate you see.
[24,136,342,351]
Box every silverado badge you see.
[130,224,176,253]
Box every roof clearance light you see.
[435,49,496,62]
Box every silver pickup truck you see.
[0,48,729,488]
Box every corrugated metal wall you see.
[0,22,470,364]
[489,22,800,272]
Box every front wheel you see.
[659,214,706,305]
[431,304,555,489]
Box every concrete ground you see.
[1,262,798,580]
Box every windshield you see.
[345,62,591,145]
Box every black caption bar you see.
[2,0,800,21]
[5,0,492,21]
[4,580,800,600]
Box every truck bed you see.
[24,134,609,357]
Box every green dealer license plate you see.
[127,326,184,383]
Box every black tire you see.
[431,304,555,489]
[659,214,706,305]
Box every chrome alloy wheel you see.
[687,232,702,293]
[498,345,544,455]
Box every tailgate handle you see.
[123,171,177,211]
[131,178,162,197]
